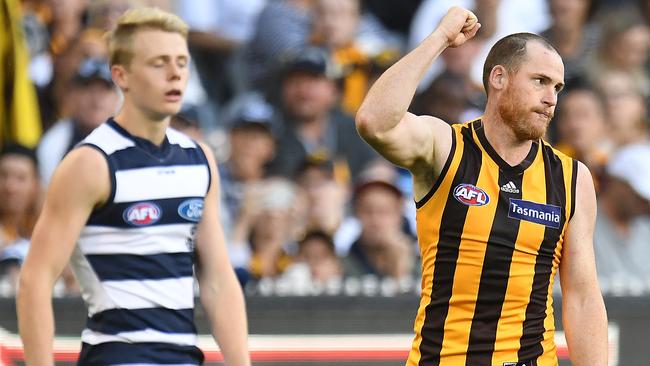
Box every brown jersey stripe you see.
[464,169,525,366]
[418,124,481,366]
[410,125,465,365]
[518,144,567,361]
[569,160,578,220]
[491,145,547,365]
[416,128,458,209]
[439,147,499,365]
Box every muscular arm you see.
[559,162,608,366]
[17,147,109,365]
[195,143,250,366]
[355,7,480,176]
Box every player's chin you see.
[160,102,183,116]
[528,123,548,140]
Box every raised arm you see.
[195,143,250,366]
[559,162,608,366]
[355,7,480,177]
[17,146,109,366]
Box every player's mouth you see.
[164,89,182,102]
[534,110,552,120]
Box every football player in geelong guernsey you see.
[356,6,607,366]
[17,8,250,366]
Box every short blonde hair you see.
[107,7,188,67]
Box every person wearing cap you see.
[593,143,650,292]
[18,8,250,365]
[219,98,277,241]
[266,46,379,184]
[36,57,121,185]
[310,0,369,115]
[356,7,606,365]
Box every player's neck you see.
[482,108,534,167]
[114,102,170,146]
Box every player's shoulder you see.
[542,141,568,159]
[61,145,110,176]
[82,122,134,155]
[48,144,111,205]
[540,139,574,162]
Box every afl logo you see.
[453,184,490,206]
[123,202,162,226]
[178,199,204,222]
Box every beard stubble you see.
[498,85,551,141]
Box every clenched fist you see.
[436,6,481,48]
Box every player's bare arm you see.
[559,162,608,366]
[17,146,110,365]
[195,142,251,366]
[355,7,480,199]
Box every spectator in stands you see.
[343,172,417,280]
[87,0,137,31]
[409,0,550,90]
[0,145,41,294]
[294,158,347,238]
[245,0,315,87]
[594,143,650,293]
[47,0,89,58]
[267,47,378,183]
[281,230,343,289]
[586,6,650,97]
[555,83,613,179]
[37,57,120,185]
[229,178,299,283]
[311,0,370,114]
[594,70,650,146]
[218,97,277,239]
[176,0,268,108]
[171,106,204,142]
[44,29,110,128]
[541,0,600,86]
[411,71,481,124]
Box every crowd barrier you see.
[0,294,645,365]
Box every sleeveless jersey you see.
[407,120,577,366]
[69,119,210,365]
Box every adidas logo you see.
[500,181,520,194]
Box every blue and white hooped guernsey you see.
[69,119,210,365]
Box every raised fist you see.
[436,6,481,48]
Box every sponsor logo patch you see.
[500,181,520,194]
[178,198,204,222]
[123,202,162,226]
[453,183,490,206]
[508,198,561,228]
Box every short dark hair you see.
[482,33,558,95]
[298,229,336,255]
[0,143,38,169]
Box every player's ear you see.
[489,65,508,91]
[111,64,128,91]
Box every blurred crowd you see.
[1,0,650,297]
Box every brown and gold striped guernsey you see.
[407,120,577,366]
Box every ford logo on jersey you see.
[453,183,490,206]
[508,199,561,229]
[178,199,204,222]
[123,202,162,226]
